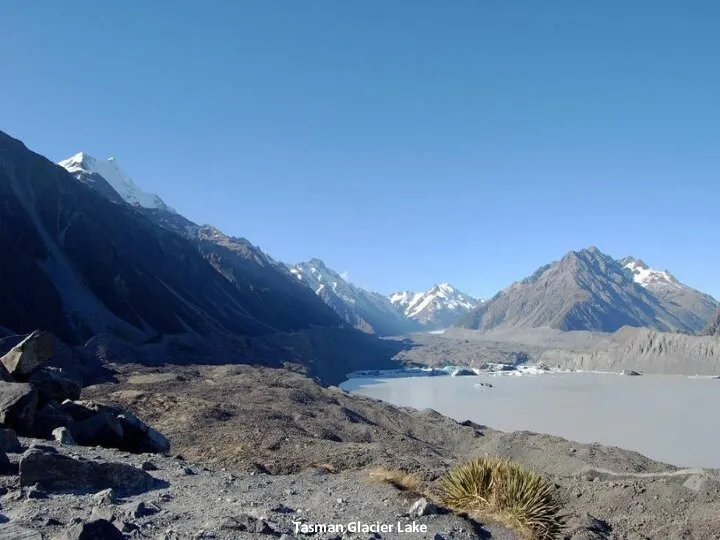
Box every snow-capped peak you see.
[621,256,682,291]
[390,283,481,324]
[58,152,175,213]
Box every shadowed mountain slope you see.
[288,259,420,335]
[58,150,343,336]
[0,131,341,344]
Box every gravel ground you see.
[75,363,720,539]
[0,438,516,539]
[2,359,718,539]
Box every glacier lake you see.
[340,371,720,469]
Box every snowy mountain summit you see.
[59,152,174,212]
[390,283,481,328]
[619,256,718,331]
[620,257,682,291]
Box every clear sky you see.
[2,2,719,299]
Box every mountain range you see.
[287,259,418,335]
[286,260,482,333]
[454,247,717,334]
[0,129,717,347]
[0,131,342,345]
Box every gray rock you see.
[59,400,98,422]
[52,518,124,540]
[0,382,38,432]
[19,448,162,495]
[61,400,170,454]
[53,427,76,445]
[621,370,642,376]
[270,504,295,514]
[123,501,159,519]
[29,367,81,406]
[219,514,275,534]
[0,428,21,453]
[0,522,43,539]
[71,411,125,448]
[116,412,171,454]
[408,497,440,517]
[0,451,10,474]
[33,402,73,439]
[92,488,118,505]
[89,507,116,522]
[0,330,53,379]
[112,519,138,534]
[26,483,48,499]
[140,460,158,471]
[28,442,58,453]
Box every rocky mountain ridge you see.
[58,152,174,212]
[57,151,344,336]
[288,259,419,335]
[620,256,718,331]
[454,247,715,334]
[0,130,344,347]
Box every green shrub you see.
[439,457,564,539]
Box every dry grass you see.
[440,457,564,539]
[315,463,338,474]
[369,467,423,494]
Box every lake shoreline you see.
[341,370,720,469]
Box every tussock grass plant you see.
[439,457,564,539]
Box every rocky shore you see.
[1,331,719,538]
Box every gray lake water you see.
[340,372,720,469]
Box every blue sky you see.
[2,2,719,299]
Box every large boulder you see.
[19,448,161,495]
[0,382,38,432]
[116,410,171,454]
[0,428,21,453]
[0,451,11,474]
[62,400,170,454]
[71,411,125,448]
[0,331,53,379]
[52,426,76,445]
[32,401,73,439]
[29,367,81,407]
[51,518,124,540]
[0,428,22,454]
[59,400,99,422]
[0,522,42,539]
